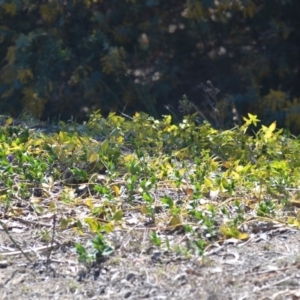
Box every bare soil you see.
[1,223,300,300]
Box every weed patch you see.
[1,111,300,260]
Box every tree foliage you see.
[0,0,299,131]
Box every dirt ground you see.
[1,223,300,300]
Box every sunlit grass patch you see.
[1,111,300,260]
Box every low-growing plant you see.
[75,233,114,264]
[149,231,162,247]
[257,199,275,217]
[194,239,207,256]
[2,110,300,260]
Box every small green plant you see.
[195,239,206,256]
[149,231,162,246]
[75,233,114,264]
[257,199,275,216]
[40,229,51,242]
[70,167,88,182]
[93,184,114,200]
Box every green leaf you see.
[113,210,123,221]
[84,217,101,232]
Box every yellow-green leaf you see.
[85,198,94,209]
[111,185,120,197]
[84,217,101,232]
[101,140,109,152]
[113,210,123,221]
[102,222,114,233]
[5,117,13,125]
[88,152,99,163]
[168,215,182,228]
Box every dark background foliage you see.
[0,0,300,131]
